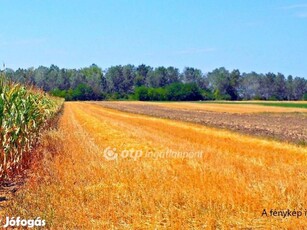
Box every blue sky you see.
[0,0,307,77]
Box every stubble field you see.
[4,101,307,229]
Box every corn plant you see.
[0,72,63,180]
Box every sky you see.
[0,0,307,77]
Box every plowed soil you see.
[94,101,307,145]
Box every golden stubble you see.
[6,102,307,229]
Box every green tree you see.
[208,67,238,100]
[135,64,152,87]
[147,67,168,87]
[134,86,149,101]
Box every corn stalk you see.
[0,72,63,180]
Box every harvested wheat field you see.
[4,102,307,229]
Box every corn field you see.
[0,72,63,180]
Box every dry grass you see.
[110,101,307,114]
[234,100,307,104]
[5,102,307,229]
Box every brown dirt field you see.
[92,101,307,145]
[150,102,307,113]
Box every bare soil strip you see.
[93,101,307,145]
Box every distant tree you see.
[105,65,125,94]
[261,73,276,100]
[286,75,294,100]
[181,67,208,90]
[165,83,184,101]
[182,67,202,83]
[273,73,287,100]
[148,87,167,101]
[69,70,84,89]
[208,67,239,100]
[13,68,27,84]
[122,64,136,94]
[293,77,307,100]
[240,72,262,100]
[33,66,49,89]
[59,68,71,90]
[72,83,96,100]
[134,83,203,101]
[228,69,240,100]
[134,86,150,101]
[3,68,15,80]
[81,64,104,98]
[166,66,180,85]
[147,67,168,87]
[135,64,152,87]
[5,63,306,102]
[44,65,62,91]
[50,88,66,98]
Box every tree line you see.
[3,64,307,101]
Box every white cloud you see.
[281,3,307,18]
[282,4,307,9]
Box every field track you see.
[7,102,307,228]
